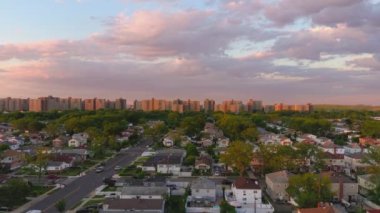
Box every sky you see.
[1,0,380,104]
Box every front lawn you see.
[119,165,146,179]
[30,185,54,197]
[165,195,186,213]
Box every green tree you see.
[33,147,49,180]
[55,199,66,213]
[287,173,334,208]
[220,200,236,213]
[220,141,253,176]
[361,120,380,138]
[363,146,380,205]
[180,115,205,136]
[45,122,60,137]
[0,179,31,208]
[144,123,168,143]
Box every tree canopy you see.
[220,141,253,176]
[287,173,334,208]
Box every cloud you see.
[255,72,310,81]
[264,0,360,25]
[347,55,380,71]
[272,24,380,60]
[1,0,380,104]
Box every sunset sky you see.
[1,0,380,104]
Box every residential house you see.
[297,134,318,144]
[199,138,214,147]
[344,153,369,179]
[359,137,380,147]
[322,152,345,172]
[3,141,20,150]
[202,122,224,139]
[225,177,274,213]
[195,155,213,171]
[280,136,292,146]
[46,161,72,172]
[191,177,216,201]
[265,170,293,201]
[141,149,186,175]
[322,172,359,203]
[186,177,219,213]
[46,154,75,172]
[320,141,344,154]
[53,149,89,162]
[217,137,230,148]
[358,174,376,196]
[162,137,174,147]
[297,203,336,213]
[52,136,68,148]
[316,137,334,146]
[101,198,165,213]
[260,133,280,145]
[344,143,365,154]
[0,150,25,171]
[120,186,168,199]
[68,133,88,148]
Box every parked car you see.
[114,166,121,171]
[96,166,104,173]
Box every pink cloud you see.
[272,24,380,60]
[264,0,360,25]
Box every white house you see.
[46,161,71,172]
[225,177,274,213]
[344,153,369,179]
[162,137,174,147]
[186,178,219,213]
[344,143,366,154]
[141,149,185,175]
[217,138,230,148]
[120,186,168,199]
[358,174,376,196]
[68,133,88,148]
[191,177,216,201]
[320,141,345,154]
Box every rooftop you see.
[120,186,167,196]
[266,170,293,183]
[104,198,164,210]
[192,177,216,190]
[298,205,335,213]
[234,177,260,190]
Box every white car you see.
[26,210,42,213]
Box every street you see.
[25,139,152,213]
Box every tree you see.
[220,141,253,176]
[0,179,31,208]
[55,199,66,213]
[220,200,236,213]
[241,127,259,142]
[45,122,60,137]
[294,143,325,172]
[144,123,168,143]
[34,147,49,180]
[216,114,258,141]
[363,146,380,205]
[287,173,334,208]
[361,120,380,138]
[180,115,205,136]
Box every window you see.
[254,190,257,194]
[243,198,247,201]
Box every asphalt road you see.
[26,139,152,213]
